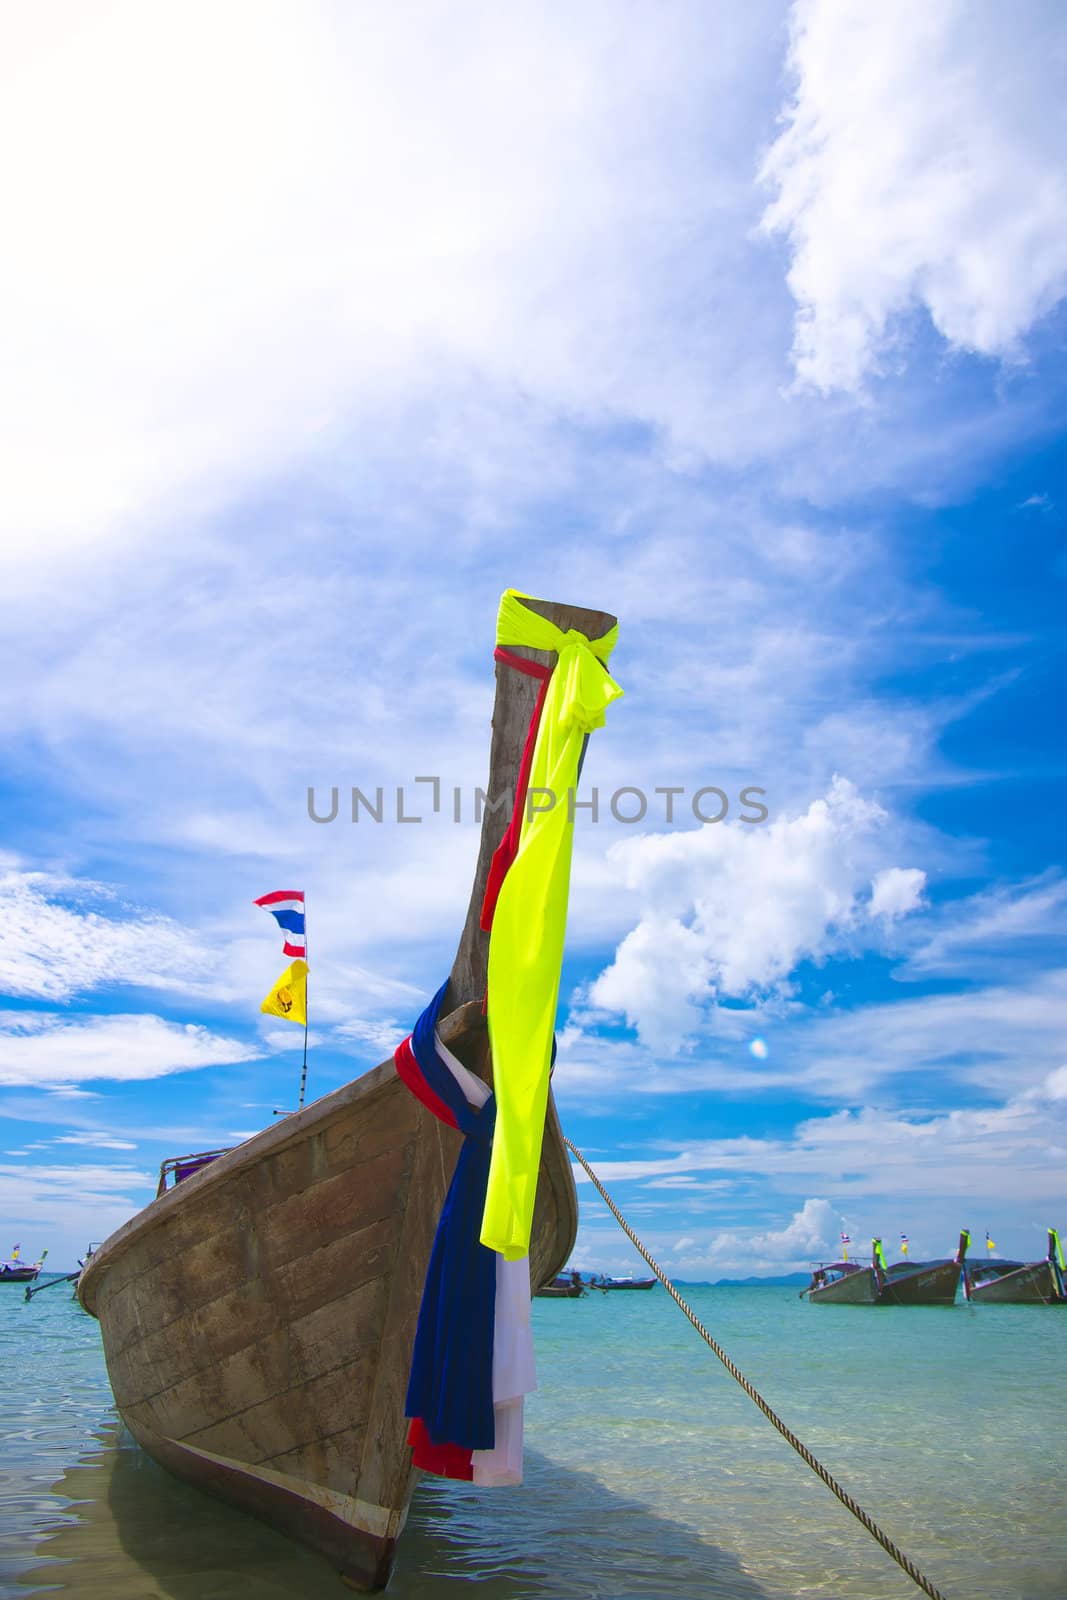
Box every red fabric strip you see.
[493,645,552,682]
[480,666,553,932]
[407,1417,474,1480]
[394,1036,459,1129]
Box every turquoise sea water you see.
[1,1279,1063,1600]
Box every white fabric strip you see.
[434,1029,536,1486]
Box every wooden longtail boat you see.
[877,1229,968,1306]
[805,1233,969,1306]
[803,1239,886,1304]
[0,1249,44,1285]
[0,1264,41,1284]
[78,595,615,1590]
[802,1254,880,1305]
[964,1230,1067,1304]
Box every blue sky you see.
[2,1,1066,1275]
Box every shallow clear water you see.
[2,1280,1063,1599]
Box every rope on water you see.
[563,1136,950,1600]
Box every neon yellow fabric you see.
[260,959,308,1026]
[1051,1227,1064,1270]
[873,1239,888,1272]
[481,590,622,1259]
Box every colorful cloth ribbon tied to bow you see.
[395,590,621,1484]
[482,591,621,1261]
[396,982,536,1484]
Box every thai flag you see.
[840,1232,851,1244]
[254,890,306,960]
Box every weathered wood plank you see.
[180,1351,378,1465]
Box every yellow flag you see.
[482,590,622,1260]
[260,960,307,1026]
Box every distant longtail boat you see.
[877,1229,969,1306]
[964,1229,1067,1305]
[802,1232,968,1305]
[802,1240,882,1304]
[79,593,619,1589]
[0,1246,45,1285]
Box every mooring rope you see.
[563,1136,950,1600]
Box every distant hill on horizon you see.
[671,1272,810,1287]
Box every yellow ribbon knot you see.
[482,591,622,1260]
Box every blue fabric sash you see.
[404,983,498,1450]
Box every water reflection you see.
[14,1428,771,1600]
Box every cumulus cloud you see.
[869,866,926,921]
[761,0,1067,391]
[588,777,926,1050]
[709,1197,839,1265]
[0,1011,260,1087]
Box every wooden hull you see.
[879,1259,961,1306]
[78,593,614,1590]
[534,1284,583,1298]
[0,1266,39,1284]
[79,1014,576,1588]
[966,1260,1065,1304]
[806,1268,879,1304]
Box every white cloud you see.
[51,1132,137,1150]
[588,777,926,1050]
[560,964,1067,1110]
[869,866,926,921]
[332,1018,409,1057]
[572,1092,1067,1257]
[899,875,1067,978]
[0,1160,154,1268]
[0,868,206,1001]
[1041,1066,1067,1101]
[0,1,794,562]
[714,1197,839,1265]
[0,1161,150,1191]
[761,0,1067,390]
[0,1011,260,1087]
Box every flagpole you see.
[298,894,309,1110]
